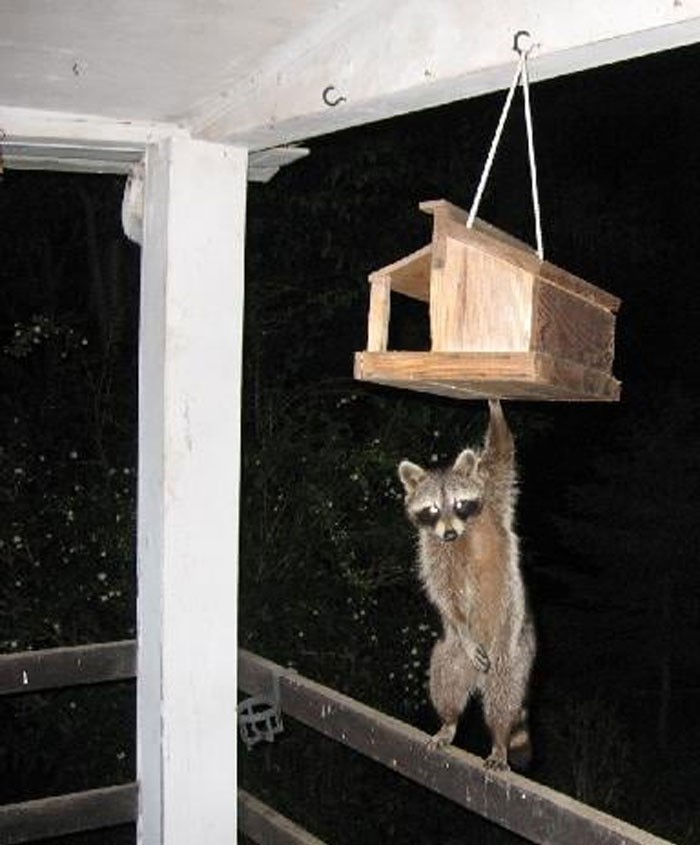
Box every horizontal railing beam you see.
[0,783,137,844]
[0,641,136,695]
[238,790,327,845]
[239,649,671,845]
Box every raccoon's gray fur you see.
[398,400,535,770]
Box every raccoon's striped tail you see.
[508,708,532,771]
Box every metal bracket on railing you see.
[237,670,287,750]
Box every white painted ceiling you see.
[2,1,700,176]
[0,0,337,125]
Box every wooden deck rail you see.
[238,790,328,845]
[0,785,315,845]
[239,649,673,845]
[0,640,136,696]
[0,784,138,845]
[0,642,676,844]
[0,641,138,843]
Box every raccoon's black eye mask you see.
[416,504,440,527]
[454,499,481,519]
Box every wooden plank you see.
[458,245,533,353]
[430,235,469,351]
[532,279,617,371]
[369,244,431,302]
[420,199,539,256]
[354,377,564,402]
[449,220,619,313]
[440,217,544,279]
[540,262,621,313]
[0,783,137,844]
[354,351,620,401]
[238,791,327,845]
[535,354,622,402]
[420,202,619,312]
[239,650,670,845]
[2,136,307,183]
[0,641,136,696]
[366,277,391,352]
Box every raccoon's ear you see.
[453,448,479,477]
[398,460,426,493]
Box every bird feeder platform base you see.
[354,351,621,402]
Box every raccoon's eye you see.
[416,504,440,526]
[454,499,480,519]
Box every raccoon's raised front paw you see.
[468,643,490,673]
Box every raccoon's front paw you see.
[468,643,490,672]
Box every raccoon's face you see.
[398,448,484,542]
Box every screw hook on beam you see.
[322,85,347,107]
[512,30,533,56]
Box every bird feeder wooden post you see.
[354,199,621,401]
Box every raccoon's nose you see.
[443,528,458,542]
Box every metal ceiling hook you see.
[322,85,347,107]
[512,30,533,56]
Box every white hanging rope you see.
[467,35,544,260]
[520,51,543,259]
[466,55,524,230]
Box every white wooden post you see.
[137,137,246,844]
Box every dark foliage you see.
[0,174,138,815]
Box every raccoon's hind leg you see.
[427,633,476,749]
[482,642,533,770]
[507,707,532,770]
[482,705,532,771]
[482,711,514,770]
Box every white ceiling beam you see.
[0,105,188,146]
[0,106,307,180]
[190,0,700,149]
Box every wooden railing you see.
[0,784,138,845]
[0,640,136,695]
[0,642,317,845]
[0,641,138,844]
[0,643,674,845]
[239,649,674,845]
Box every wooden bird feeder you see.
[354,199,621,401]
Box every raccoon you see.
[398,400,535,770]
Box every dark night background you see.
[2,41,700,845]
